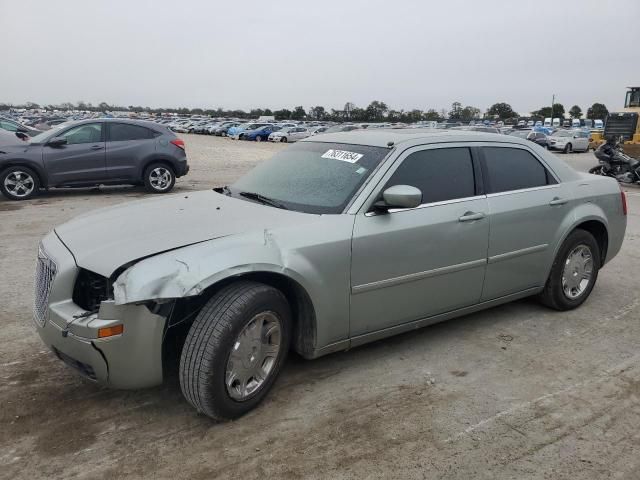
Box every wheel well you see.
[142,158,175,178]
[1,162,45,187]
[163,272,317,363]
[575,220,608,266]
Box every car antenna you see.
[387,141,395,148]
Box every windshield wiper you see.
[238,191,289,210]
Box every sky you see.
[1,0,639,115]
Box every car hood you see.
[54,190,316,277]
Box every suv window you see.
[385,147,476,204]
[109,123,153,141]
[483,147,554,193]
[60,123,103,145]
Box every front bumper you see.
[34,232,167,389]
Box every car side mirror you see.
[47,136,67,147]
[374,185,422,212]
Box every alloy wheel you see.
[149,167,173,191]
[4,171,35,198]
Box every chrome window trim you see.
[352,258,487,294]
[485,184,560,198]
[364,194,486,217]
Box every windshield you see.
[230,142,390,214]
[28,124,67,143]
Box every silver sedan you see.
[35,130,626,420]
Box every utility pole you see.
[551,94,555,122]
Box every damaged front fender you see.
[113,230,311,305]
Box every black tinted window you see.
[385,147,475,204]
[483,147,551,193]
[109,123,153,141]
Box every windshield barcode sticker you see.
[321,149,363,163]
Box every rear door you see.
[350,145,489,336]
[43,122,107,186]
[480,145,569,300]
[105,122,157,181]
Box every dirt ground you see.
[1,134,639,480]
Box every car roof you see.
[300,128,532,149]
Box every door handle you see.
[90,145,103,150]
[458,211,485,222]
[549,197,568,206]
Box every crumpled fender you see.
[113,229,316,305]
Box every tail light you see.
[620,186,627,216]
[171,139,185,150]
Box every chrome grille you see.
[34,247,57,327]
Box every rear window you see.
[483,147,554,193]
[109,123,154,141]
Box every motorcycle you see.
[589,141,640,184]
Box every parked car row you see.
[507,127,592,153]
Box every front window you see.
[229,142,390,214]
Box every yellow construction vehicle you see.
[590,87,640,158]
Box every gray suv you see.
[0,118,189,200]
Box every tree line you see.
[0,100,610,122]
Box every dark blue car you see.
[242,125,281,142]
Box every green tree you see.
[569,105,582,119]
[460,106,481,122]
[587,103,608,120]
[487,102,517,120]
[531,106,552,119]
[273,109,291,120]
[365,101,388,121]
[291,106,306,120]
[310,106,326,120]
[423,109,439,121]
[551,103,565,119]
[448,102,463,120]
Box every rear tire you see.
[538,229,600,311]
[0,166,39,200]
[143,163,175,193]
[179,281,291,420]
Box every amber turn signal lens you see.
[98,324,124,338]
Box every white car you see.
[547,129,590,153]
[268,127,311,143]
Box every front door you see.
[479,145,571,300]
[43,122,106,186]
[350,145,489,337]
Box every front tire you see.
[179,281,291,420]
[143,163,175,193]
[538,229,600,311]
[588,165,604,175]
[0,166,39,200]
[563,143,572,154]
[255,135,263,142]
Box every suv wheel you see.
[179,281,291,420]
[0,166,39,200]
[538,229,600,310]
[143,163,175,193]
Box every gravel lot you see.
[1,134,639,480]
